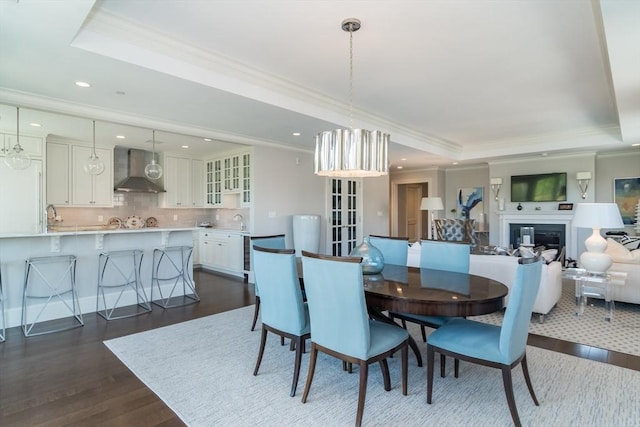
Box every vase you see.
[349,236,385,274]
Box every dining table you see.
[298,262,509,367]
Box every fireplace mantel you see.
[496,211,576,258]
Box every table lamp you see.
[572,203,624,274]
[420,197,444,240]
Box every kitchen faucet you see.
[233,213,245,231]
[45,204,57,232]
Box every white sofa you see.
[407,243,563,321]
[604,238,640,304]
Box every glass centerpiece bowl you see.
[349,236,385,274]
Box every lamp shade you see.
[420,197,444,211]
[572,203,624,229]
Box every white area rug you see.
[105,305,640,426]
[473,281,640,356]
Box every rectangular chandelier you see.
[314,128,389,177]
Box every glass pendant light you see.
[84,120,105,175]
[144,130,163,180]
[4,107,32,170]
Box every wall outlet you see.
[98,215,103,222]
[215,214,220,221]
[173,214,178,221]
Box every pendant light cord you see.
[348,23,354,130]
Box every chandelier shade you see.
[314,128,389,177]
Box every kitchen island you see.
[0,227,200,329]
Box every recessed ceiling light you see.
[116,135,125,139]
[292,132,301,136]
[452,162,459,165]
[632,143,640,147]
[396,166,403,169]
[30,123,41,127]
[75,81,91,88]
[181,145,189,149]
[400,158,407,161]
[203,138,212,142]
[541,152,548,157]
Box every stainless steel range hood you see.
[114,149,165,193]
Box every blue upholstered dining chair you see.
[389,240,470,376]
[368,235,409,266]
[301,251,409,427]
[250,234,286,331]
[252,246,310,397]
[427,256,543,427]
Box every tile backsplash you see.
[55,192,249,230]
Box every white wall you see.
[362,175,390,237]
[251,145,325,250]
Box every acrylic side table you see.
[563,268,627,321]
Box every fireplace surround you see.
[509,223,565,250]
[497,211,576,258]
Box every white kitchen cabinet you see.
[1,133,43,158]
[162,156,204,208]
[199,230,243,276]
[206,150,251,207]
[0,159,43,234]
[71,145,113,206]
[46,142,70,205]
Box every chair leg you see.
[250,296,260,331]
[378,359,391,391]
[454,358,460,378]
[521,354,540,405]
[290,335,304,397]
[401,344,408,396]
[440,354,446,378]
[421,325,427,342]
[301,344,318,404]
[501,366,522,427]
[253,326,268,376]
[426,345,435,404]
[356,361,369,427]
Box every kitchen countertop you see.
[0,226,250,239]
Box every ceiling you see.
[1,0,638,170]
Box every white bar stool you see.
[151,246,200,308]
[22,255,83,337]
[97,249,152,320]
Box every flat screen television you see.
[510,172,567,202]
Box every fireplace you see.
[509,223,565,250]
[497,211,576,258]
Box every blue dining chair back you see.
[420,239,470,273]
[252,246,310,397]
[426,257,543,427]
[368,235,409,266]
[250,234,286,331]
[301,251,409,427]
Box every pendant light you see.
[4,107,32,170]
[314,18,389,177]
[84,120,105,175]
[144,130,163,180]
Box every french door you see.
[327,178,361,256]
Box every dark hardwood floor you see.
[1,269,639,426]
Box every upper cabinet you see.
[205,149,251,208]
[160,155,204,208]
[46,141,113,207]
[1,133,43,158]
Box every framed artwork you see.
[456,187,484,226]
[614,177,640,225]
[558,203,573,210]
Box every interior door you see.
[327,178,360,256]
[406,184,422,242]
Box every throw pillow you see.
[606,238,640,264]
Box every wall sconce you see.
[576,172,591,199]
[490,178,502,201]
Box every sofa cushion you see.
[606,238,640,264]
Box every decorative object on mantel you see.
[420,197,444,240]
[349,236,384,274]
[4,106,32,170]
[572,203,624,274]
[490,178,502,201]
[558,203,573,211]
[314,18,389,177]
[576,171,591,199]
[613,177,640,225]
[517,203,523,211]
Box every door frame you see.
[390,177,435,238]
